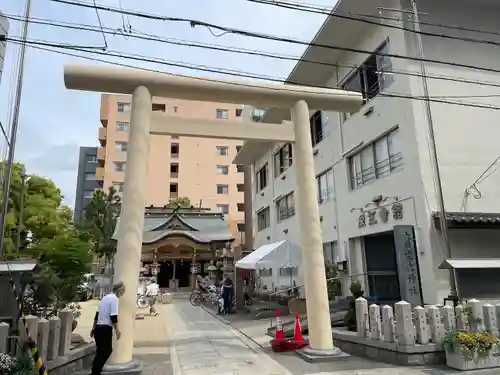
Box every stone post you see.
[368,304,381,340]
[109,85,152,366]
[427,306,444,344]
[381,305,394,343]
[455,304,467,330]
[289,101,333,352]
[467,299,482,331]
[414,306,430,344]
[58,308,73,356]
[394,301,415,345]
[483,304,497,338]
[441,305,456,331]
[37,318,49,363]
[355,297,368,338]
[0,322,9,353]
[48,316,61,360]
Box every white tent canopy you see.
[235,240,302,270]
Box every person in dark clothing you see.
[90,281,126,375]
[221,274,234,314]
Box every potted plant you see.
[0,353,35,375]
[443,330,500,370]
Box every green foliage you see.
[166,196,192,208]
[326,265,341,300]
[343,281,364,331]
[0,162,94,317]
[82,187,121,261]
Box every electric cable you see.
[5,36,500,112]
[5,13,500,92]
[50,0,500,76]
[91,0,108,48]
[247,0,500,48]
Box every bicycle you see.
[189,286,219,307]
[137,294,154,309]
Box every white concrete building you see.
[239,0,500,305]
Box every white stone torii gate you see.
[64,65,362,370]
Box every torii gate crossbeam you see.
[64,65,362,370]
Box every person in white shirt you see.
[90,281,125,375]
[145,278,159,316]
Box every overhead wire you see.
[4,35,500,112]
[49,0,500,76]
[5,13,500,92]
[91,0,108,48]
[247,0,500,48]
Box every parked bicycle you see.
[137,294,154,309]
[189,285,219,307]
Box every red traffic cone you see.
[291,312,307,349]
[271,309,289,352]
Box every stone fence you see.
[355,297,500,345]
[0,308,96,375]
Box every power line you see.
[6,13,500,92]
[5,36,500,111]
[49,0,500,77]
[91,0,108,48]
[268,0,500,38]
[247,0,500,48]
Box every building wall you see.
[98,94,245,246]
[74,146,99,223]
[0,12,9,86]
[251,0,500,303]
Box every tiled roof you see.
[434,211,500,224]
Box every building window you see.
[237,184,245,192]
[237,203,245,212]
[170,163,179,178]
[310,111,324,147]
[279,266,299,277]
[217,204,229,214]
[236,165,245,173]
[112,182,124,193]
[171,143,179,158]
[216,109,229,119]
[256,164,268,192]
[117,102,131,112]
[152,103,166,112]
[114,141,128,152]
[235,108,242,117]
[217,184,229,194]
[83,190,94,199]
[273,143,293,177]
[216,165,229,175]
[237,223,245,232]
[257,207,270,231]
[116,122,130,132]
[236,145,242,153]
[276,192,295,222]
[216,146,229,156]
[348,128,403,189]
[169,182,178,198]
[252,108,266,122]
[317,168,334,203]
[86,155,97,163]
[85,172,95,180]
[341,39,394,121]
[114,162,126,172]
[323,241,338,264]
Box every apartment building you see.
[0,11,9,85]
[98,94,247,246]
[74,146,99,223]
[237,0,500,304]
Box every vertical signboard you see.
[393,225,423,306]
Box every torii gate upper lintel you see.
[63,65,362,367]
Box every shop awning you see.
[439,258,500,269]
[235,240,302,270]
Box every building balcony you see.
[98,127,107,146]
[100,97,109,127]
[96,167,105,181]
[97,147,106,167]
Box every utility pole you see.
[0,0,31,257]
[16,168,27,252]
[378,2,458,299]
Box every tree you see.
[82,187,121,261]
[166,196,192,208]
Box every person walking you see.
[145,278,159,316]
[221,273,234,315]
[90,281,125,375]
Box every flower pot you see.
[446,347,500,371]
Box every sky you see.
[0,0,334,209]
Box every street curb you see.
[199,304,231,325]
